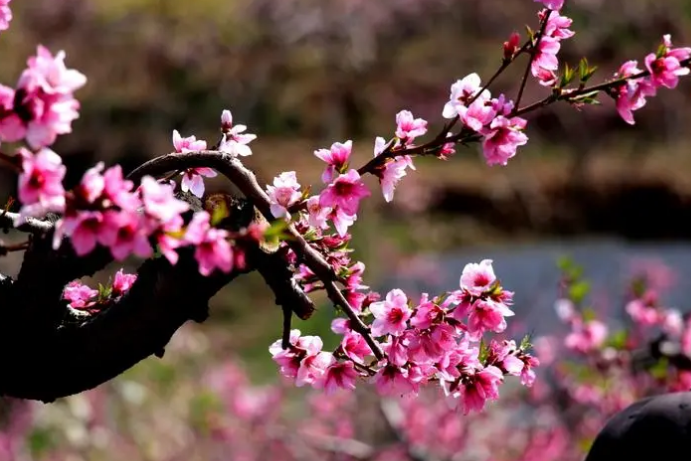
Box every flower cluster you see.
[271,259,538,414]
[531,9,574,86]
[219,109,257,157]
[11,103,262,275]
[443,74,528,165]
[172,129,217,198]
[613,35,691,124]
[0,0,11,32]
[0,45,86,149]
[62,269,137,313]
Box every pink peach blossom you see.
[17,147,66,220]
[461,365,503,414]
[138,176,189,224]
[480,115,528,166]
[395,110,428,142]
[184,211,233,276]
[112,269,137,296]
[314,140,352,183]
[267,171,302,219]
[62,280,98,309]
[460,259,496,296]
[535,0,564,11]
[369,289,412,337]
[467,299,515,337]
[319,169,370,216]
[99,210,153,261]
[180,168,217,198]
[219,109,256,157]
[0,0,11,31]
[442,73,490,119]
[172,129,207,153]
[320,361,358,394]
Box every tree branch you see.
[0,247,248,402]
[0,211,55,233]
[0,194,279,402]
[128,151,384,360]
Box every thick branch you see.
[0,211,54,233]
[0,248,247,402]
[0,195,280,402]
[0,196,280,402]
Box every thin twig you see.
[0,151,21,173]
[514,10,553,111]
[281,304,292,349]
[356,40,532,177]
[0,239,30,256]
[513,56,691,116]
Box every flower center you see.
[334,181,353,196]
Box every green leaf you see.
[264,219,291,240]
[557,256,583,279]
[578,57,588,80]
[578,437,594,454]
[300,185,312,201]
[569,280,591,304]
[28,428,56,457]
[478,339,490,363]
[568,90,600,105]
[560,62,575,87]
[581,307,597,322]
[649,357,670,380]
[488,279,503,297]
[210,198,230,226]
[584,67,597,82]
[631,277,647,297]
[578,58,598,82]
[606,330,628,350]
[657,43,668,59]
[433,292,450,305]
[519,334,533,351]
[98,282,112,300]
[261,219,292,253]
[189,391,223,433]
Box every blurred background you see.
[3,0,691,459]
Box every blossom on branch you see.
[0,46,86,148]
[112,269,137,296]
[480,115,529,166]
[372,136,412,203]
[219,109,257,157]
[0,0,11,31]
[16,147,66,221]
[184,211,234,276]
[314,140,352,183]
[267,171,302,219]
[534,0,564,11]
[369,289,412,337]
[612,61,656,125]
[319,169,370,216]
[62,280,98,309]
[442,73,490,119]
[644,34,691,90]
[395,110,428,143]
